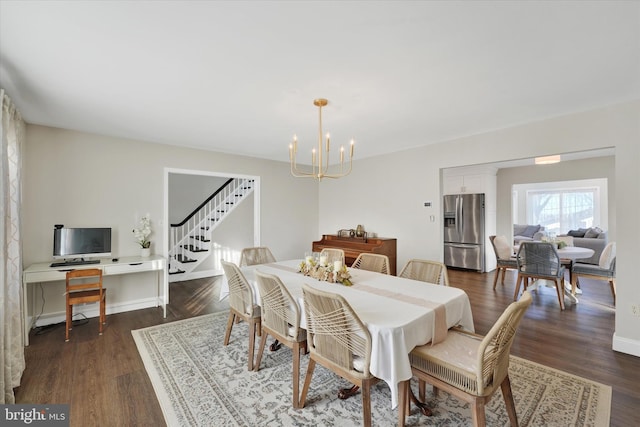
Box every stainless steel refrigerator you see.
[443,193,485,271]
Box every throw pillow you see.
[584,227,602,238]
[493,236,513,259]
[522,225,540,238]
[567,229,586,237]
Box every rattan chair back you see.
[239,247,276,267]
[399,259,449,286]
[351,253,390,275]
[255,271,301,341]
[221,260,256,317]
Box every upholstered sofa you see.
[563,227,608,265]
[513,224,545,244]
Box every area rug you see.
[132,312,611,426]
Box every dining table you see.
[219,259,475,408]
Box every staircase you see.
[168,178,254,281]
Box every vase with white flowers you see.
[133,216,152,257]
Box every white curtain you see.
[0,89,25,404]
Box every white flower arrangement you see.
[298,260,353,286]
[133,216,152,249]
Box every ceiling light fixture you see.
[534,155,561,165]
[289,98,354,181]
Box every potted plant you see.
[133,216,152,257]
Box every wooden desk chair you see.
[515,242,566,310]
[221,260,262,370]
[300,284,378,427]
[319,248,345,265]
[239,247,276,267]
[351,253,391,275]
[489,235,518,289]
[399,291,532,427]
[253,271,307,408]
[65,268,106,342]
[399,259,449,286]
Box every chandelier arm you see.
[289,98,354,182]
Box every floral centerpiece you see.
[298,258,352,286]
[133,216,152,249]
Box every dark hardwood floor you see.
[15,269,640,426]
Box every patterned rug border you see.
[132,311,611,426]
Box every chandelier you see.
[289,98,354,180]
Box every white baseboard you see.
[612,332,640,357]
[31,297,159,328]
[169,269,222,283]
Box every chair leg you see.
[65,304,72,342]
[470,398,486,427]
[223,312,235,346]
[500,375,519,427]
[361,379,372,427]
[253,329,268,372]
[555,279,565,310]
[292,341,301,409]
[99,296,105,335]
[299,358,316,409]
[493,268,500,289]
[609,279,616,304]
[513,274,523,301]
[248,319,257,371]
[398,380,408,427]
[501,268,508,285]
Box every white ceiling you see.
[1,1,638,164]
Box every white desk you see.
[23,255,168,345]
[220,260,474,408]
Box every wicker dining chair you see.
[398,291,532,427]
[489,235,518,289]
[399,259,450,286]
[514,242,566,310]
[254,271,307,408]
[239,247,276,267]
[300,284,378,427]
[320,248,345,265]
[571,242,616,304]
[221,260,261,370]
[351,253,391,275]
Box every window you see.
[527,187,600,235]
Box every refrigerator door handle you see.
[447,243,475,249]
[458,195,464,237]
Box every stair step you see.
[181,244,208,253]
[169,269,186,275]
[175,254,197,263]
[191,235,211,242]
[200,226,210,231]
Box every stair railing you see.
[168,178,253,272]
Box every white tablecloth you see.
[220,260,475,408]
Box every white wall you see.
[319,101,640,357]
[23,125,319,322]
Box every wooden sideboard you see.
[312,235,397,275]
